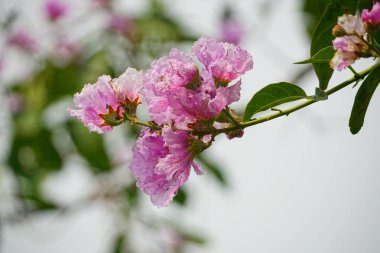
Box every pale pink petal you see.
[69,75,119,133]
[112,67,143,103]
[362,2,380,26]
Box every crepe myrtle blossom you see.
[361,2,380,26]
[220,18,244,45]
[143,48,202,127]
[69,68,143,133]
[330,8,380,71]
[107,14,133,36]
[330,35,369,70]
[70,37,254,206]
[333,14,366,36]
[130,127,204,207]
[167,70,242,130]
[192,37,253,86]
[44,0,67,22]
[111,68,143,115]
[144,38,252,129]
[69,75,120,133]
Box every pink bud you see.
[44,0,67,22]
[362,2,380,26]
[221,19,243,45]
[107,14,133,36]
[7,30,38,52]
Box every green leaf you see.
[243,82,307,121]
[124,184,139,206]
[181,232,207,245]
[357,0,375,10]
[173,188,187,206]
[111,234,125,253]
[196,154,227,186]
[295,46,334,64]
[375,28,380,46]
[66,120,112,173]
[8,125,62,177]
[310,0,360,90]
[302,0,331,39]
[349,64,380,134]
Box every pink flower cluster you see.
[144,38,252,130]
[130,127,204,207]
[69,68,143,133]
[330,3,380,70]
[70,37,253,207]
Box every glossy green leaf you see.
[243,82,307,121]
[310,0,359,90]
[295,46,334,64]
[349,64,380,134]
[302,0,331,38]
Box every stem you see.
[194,61,379,136]
[222,108,240,126]
[348,66,359,76]
[124,116,162,131]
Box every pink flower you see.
[337,14,366,36]
[143,48,198,126]
[130,127,203,207]
[111,67,143,105]
[362,2,380,26]
[221,19,243,45]
[93,0,111,7]
[143,47,242,129]
[192,37,253,84]
[69,75,121,133]
[330,50,356,71]
[167,71,241,129]
[330,35,369,70]
[44,0,67,22]
[107,14,133,36]
[333,35,367,53]
[56,37,79,59]
[7,30,38,52]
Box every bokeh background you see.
[1,0,380,253]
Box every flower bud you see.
[332,24,346,37]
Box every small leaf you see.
[310,0,360,90]
[196,154,227,186]
[349,64,380,134]
[112,234,125,253]
[181,232,207,245]
[295,46,334,64]
[243,82,307,121]
[173,188,187,206]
